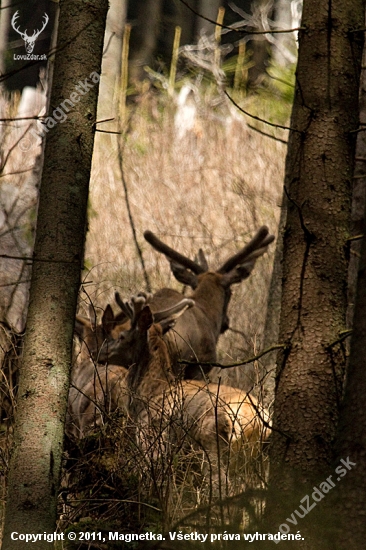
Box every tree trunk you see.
[261,194,286,406]
[97,0,126,124]
[0,0,11,78]
[327,47,366,540]
[265,0,364,544]
[346,38,366,331]
[1,0,108,546]
[327,200,366,549]
[128,0,163,83]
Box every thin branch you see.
[66,497,161,512]
[102,31,115,56]
[326,330,352,350]
[0,116,43,123]
[178,343,287,369]
[224,90,297,132]
[347,234,364,242]
[94,117,115,125]
[350,126,366,134]
[116,116,151,292]
[0,280,31,288]
[95,129,121,134]
[0,126,32,173]
[0,168,34,178]
[247,122,288,144]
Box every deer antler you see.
[144,231,205,275]
[115,292,148,326]
[11,11,26,39]
[33,13,49,40]
[217,226,275,274]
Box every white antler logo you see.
[11,11,49,54]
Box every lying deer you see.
[122,295,271,491]
[96,226,275,380]
[66,305,129,439]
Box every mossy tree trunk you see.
[1,0,108,547]
[265,0,364,546]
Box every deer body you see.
[96,227,274,380]
[66,306,129,439]
[126,304,271,489]
[66,361,128,439]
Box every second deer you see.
[121,295,271,493]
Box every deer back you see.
[124,303,271,471]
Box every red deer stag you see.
[97,226,274,380]
[122,296,271,492]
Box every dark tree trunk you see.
[346,39,366,331]
[327,130,366,548]
[128,0,163,83]
[265,0,364,546]
[1,0,108,546]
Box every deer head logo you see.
[11,11,49,54]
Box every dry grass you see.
[60,391,270,538]
[85,88,285,393]
[0,89,40,332]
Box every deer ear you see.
[138,306,154,332]
[170,261,198,289]
[221,262,255,288]
[102,304,115,333]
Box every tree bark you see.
[327,118,366,547]
[346,39,366,331]
[265,0,364,544]
[1,0,108,546]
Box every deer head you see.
[12,11,49,54]
[144,226,275,292]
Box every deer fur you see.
[95,227,275,380]
[74,303,130,364]
[124,299,271,491]
[66,362,128,439]
[67,305,129,439]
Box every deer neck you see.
[127,326,175,402]
[193,273,226,336]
